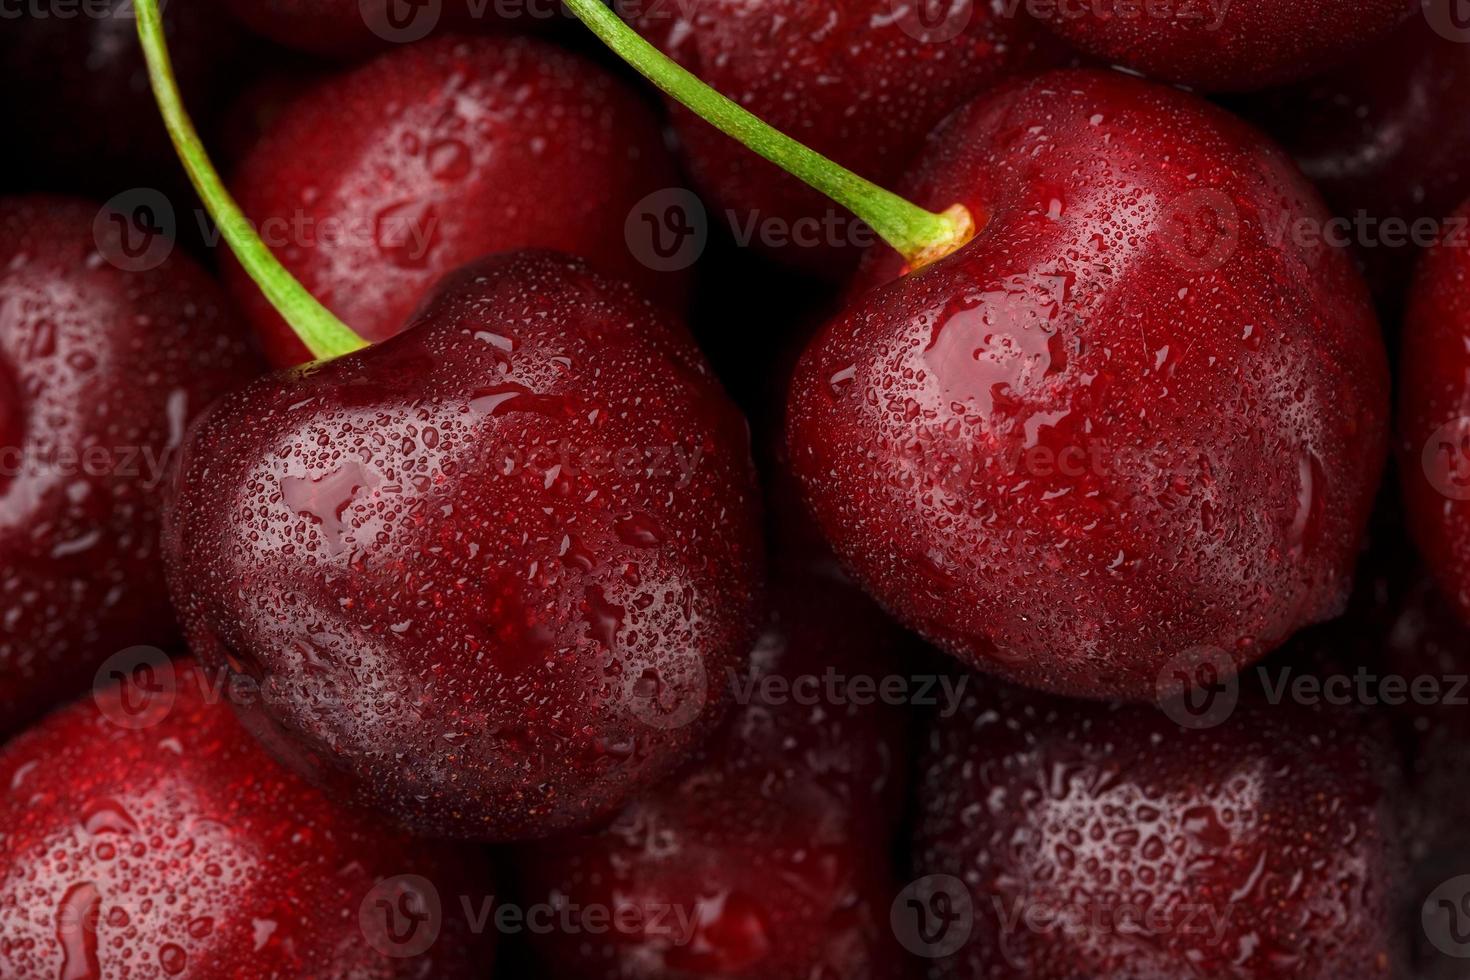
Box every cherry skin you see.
[632,0,1065,277]
[1032,0,1414,92]
[165,250,764,842]
[226,35,689,367]
[912,681,1407,978]
[1240,1,1470,301]
[787,69,1389,701]
[0,0,239,199]
[0,659,495,977]
[513,565,914,978]
[0,196,261,735]
[1399,200,1470,628]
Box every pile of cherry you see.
[1,0,1469,977]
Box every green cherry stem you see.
[134,0,367,362]
[563,0,975,269]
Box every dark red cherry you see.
[631,0,1066,277]
[1032,0,1414,91]
[165,250,764,841]
[1399,194,1470,627]
[226,35,688,367]
[0,659,494,977]
[787,69,1389,701]
[0,196,261,734]
[911,681,1408,977]
[1240,1,1470,301]
[513,566,914,978]
[0,0,239,199]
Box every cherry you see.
[790,70,1388,700]
[1031,0,1415,92]
[134,0,765,841]
[0,0,240,199]
[513,565,914,978]
[0,195,261,734]
[1239,1,1470,301]
[226,34,689,367]
[565,10,1389,702]
[631,0,1066,276]
[167,248,765,840]
[1399,194,1470,627]
[911,680,1408,977]
[0,659,495,977]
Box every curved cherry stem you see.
[564,0,975,269]
[134,0,367,362]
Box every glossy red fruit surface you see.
[632,0,1065,277]
[1032,0,1414,91]
[1242,3,1470,301]
[0,196,260,734]
[0,0,239,197]
[514,567,913,978]
[787,70,1389,701]
[226,35,687,367]
[166,250,764,841]
[1399,195,1470,628]
[912,682,1407,978]
[0,659,494,978]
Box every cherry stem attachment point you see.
[563,0,975,270]
[134,0,368,362]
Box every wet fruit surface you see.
[227,35,688,366]
[788,70,1389,700]
[1032,0,1414,91]
[0,659,494,978]
[633,0,1065,276]
[1399,193,1470,628]
[166,250,764,841]
[0,195,261,734]
[912,681,1407,978]
[514,565,913,978]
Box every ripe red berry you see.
[226,35,689,366]
[166,250,764,841]
[0,195,260,733]
[788,70,1389,700]
[0,659,495,977]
